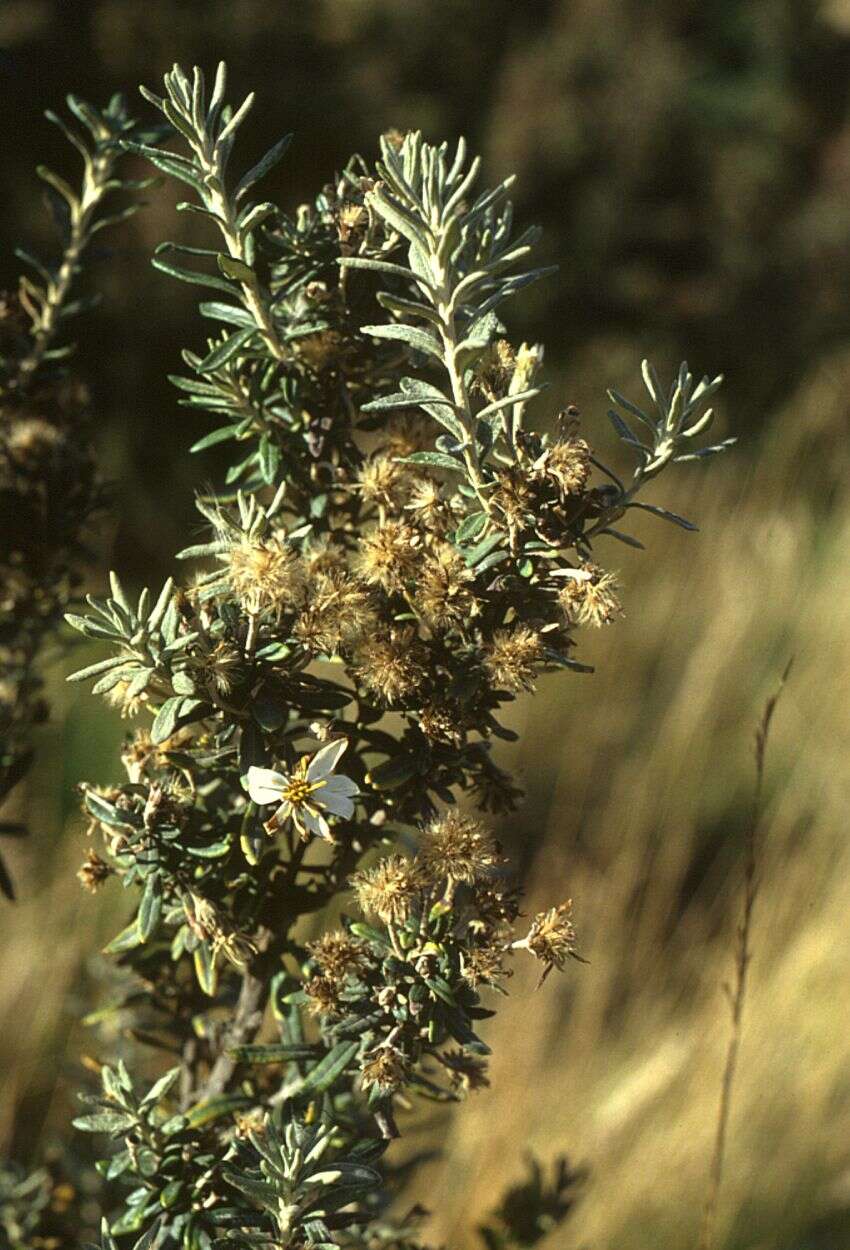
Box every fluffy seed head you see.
[412,541,475,631]
[419,810,498,888]
[307,931,369,982]
[227,536,305,614]
[542,436,591,496]
[356,520,421,591]
[357,454,412,510]
[354,626,428,705]
[558,563,621,628]
[517,900,578,980]
[350,854,423,925]
[483,626,545,693]
[77,851,111,892]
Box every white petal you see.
[322,795,355,825]
[247,766,287,805]
[307,737,348,781]
[300,807,331,840]
[320,776,359,818]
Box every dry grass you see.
[2,351,849,1247]
[410,352,850,1248]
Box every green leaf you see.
[150,696,184,744]
[193,942,219,997]
[340,255,434,287]
[235,133,292,201]
[216,253,254,284]
[398,451,464,473]
[184,1093,250,1128]
[137,872,162,942]
[72,1110,137,1134]
[454,511,487,543]
[361,322,443,361]
[189,424,245,452]
[198,326,255,373]
[296,1040,359,1095]
[66,656,126,684]
[365,754,419,790]
[140,1067,181,1108]
[627,501,698,531]
[152,252,234,294]
[227,1043,319,1064]
[104,921,145,955]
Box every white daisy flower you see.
[246,738,359,842]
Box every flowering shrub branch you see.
[58,63,732,1247]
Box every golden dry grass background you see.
[3,346,849,1248]
[3,7,850,1243]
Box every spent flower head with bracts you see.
[50,61,733,1244]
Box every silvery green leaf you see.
[361,322,443,361]
[234,133,292,201]
[627,501,698,530]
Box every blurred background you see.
[1,2,850,1247]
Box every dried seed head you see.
[77,850,111,892]
[558,564,621,628]
[304,974,343,1018]
[350,854,423,925]
[307,930,369,981]
[356,520,421,591]
[542,436,591,496]
[418,698,467,746]
[360,1045,409,1094]
[357,454,412,510]
[296,568,376,655]
[483,626,545,693]
[202,640,243,695]
[460,942,509,988]
[227,536,305,614]
[492,466,534,531]
[354,626,428,705]
[405,476,450,531]
[412,541,476,631]
[516,900,578,981]
[419,809,498,889]
[473,339,517,399]
[337,201,368,243]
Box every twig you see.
[698,658,793,1250]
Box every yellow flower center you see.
[283,775,324,807]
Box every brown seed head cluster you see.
[419,809,499,889]
[483,626,545,693]
[354,626,428,705]
[558,563,621,628]
[360,1045,409,1093]
[227,536,305,614]
[77,850,111,892]
[356,520,421,591]
[307,931,368,982]
[295,566,376,655]
[520,900,578,980]
[357,453,413,511]
[350,854,423,925]
[412,541,475,631]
